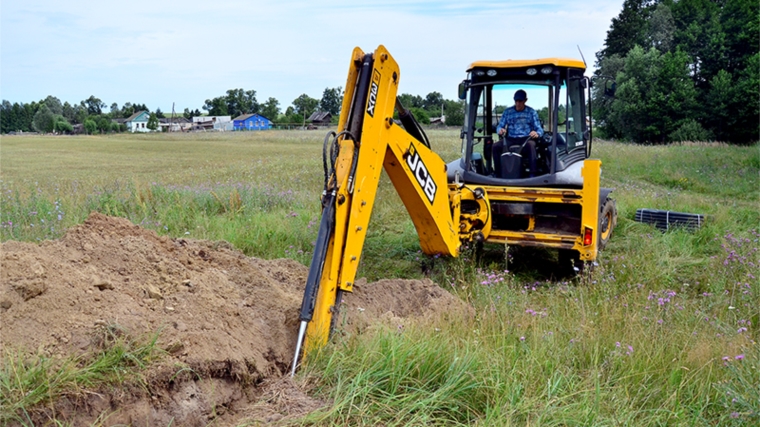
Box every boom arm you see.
[292,45,461,374]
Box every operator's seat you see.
[500,141,526,179]
[500,137,537,179]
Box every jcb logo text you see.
[406,143,437,204]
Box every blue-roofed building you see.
[233,113,273,131]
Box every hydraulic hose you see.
[297,194,336,323]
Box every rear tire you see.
[598,198,617,251]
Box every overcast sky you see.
[1,1,623,114]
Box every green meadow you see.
[1,130,758,426]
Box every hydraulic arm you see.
[291,45,462,374]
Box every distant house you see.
[192,116,231,124]
[307,111,332,127]
[233,113,273,131]
[429,116,445,126]
[125,111,150,132]
[158,117,192,132]
[124,111,150,132]
[189,116,233,132]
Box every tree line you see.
[593,0,758,144]
[1,86,464,135]
[200,87,464,127]
[0,95,159,134]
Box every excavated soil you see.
[0,213,471,426]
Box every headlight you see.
[487,69,497,76]
[526,68,537,76]
[541,66,553,74]
[475,71,485,76]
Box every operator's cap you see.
[514,90,527,101]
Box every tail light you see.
[583,227,593,246]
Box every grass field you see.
[1,130,758,425]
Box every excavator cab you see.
[446,57,615,270]
[450,59,591,188]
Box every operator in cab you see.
[493,89,543,178]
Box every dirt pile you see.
[0,213,471,426]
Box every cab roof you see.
[468,58,586,71]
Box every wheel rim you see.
[600,212,611,240]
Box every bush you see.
[83,119,97,135]
[669,119,714,142]
[53,118,73,134]
[96,117,112,134]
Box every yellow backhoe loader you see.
[291,45,617,374]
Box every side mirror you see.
[458,81,467,100]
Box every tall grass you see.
[0,325,160,425]
[1,131,758,425]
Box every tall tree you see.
[260,97,281,120]
[43,96,63,115]
[81,95,106,115]
[596,0,655,65]
[423,91,444,113]
[319,87,342,115]
[203,96,228,116]
[606,46,699,143]
[122,102,135,118]
[225,89,258,117]
[292,94,319,119]
[398,93,424,109]
[646,2,676,52]
[74,105,88,124]
[62,102,76,123]
[24,102,39,132]
[32,104,55,133]
[595,0,759,143]
[1,100,12,133]
[670,0,723,87]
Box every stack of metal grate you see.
[634,208,705,232]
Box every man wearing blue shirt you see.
[493,89,543,178]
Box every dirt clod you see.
[1,212,470,425]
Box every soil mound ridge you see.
[1,212,470,425]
